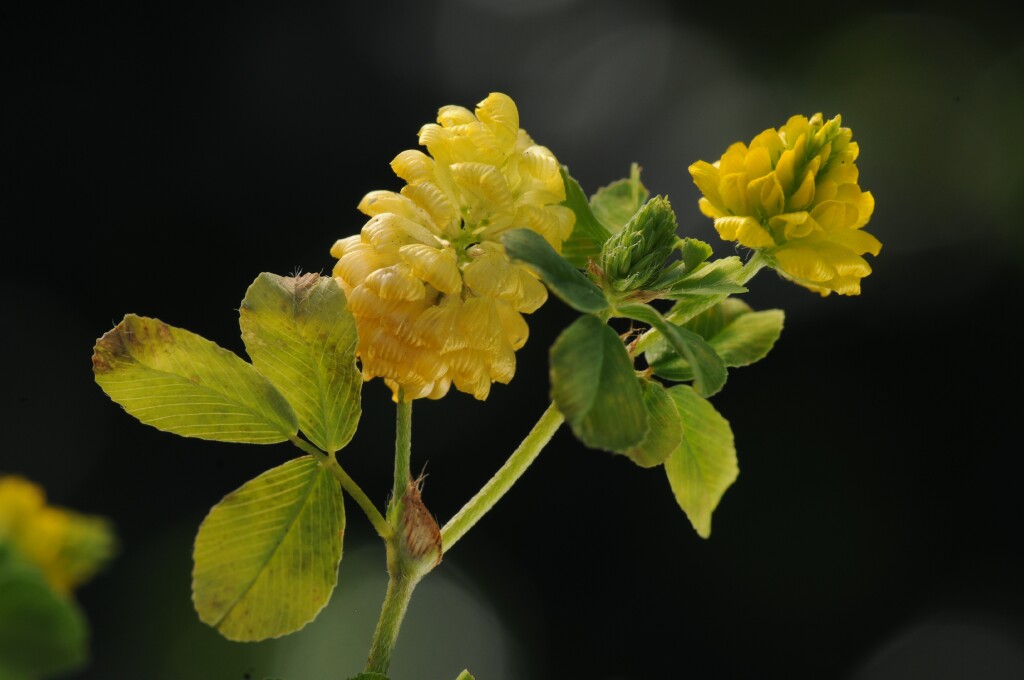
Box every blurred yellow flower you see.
[690,114,881,296]
[0,476,115,593]
[332,93,574,401]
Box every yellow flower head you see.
[0,476,115,593]
[331,93,574,401]
[690,114,881,296]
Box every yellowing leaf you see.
[240,273,362,454]
[93,315,297,444]
[192,457,344,641]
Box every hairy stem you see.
[364,551,421,675]
[440,402,564,552]
[390,395,413,519]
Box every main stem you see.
[364,547,420,675]
[391,394,413,516]
[441,402,564,552]
[365,395,417,675]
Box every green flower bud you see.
[599,196,679,293]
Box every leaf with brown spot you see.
[93,314,297,443]
[239,273,361,454]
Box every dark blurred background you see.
[4,1,1024,678]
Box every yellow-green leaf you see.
[192,457,344,641]
[240,273,361,454]
[93,315,297,443]
[663,385,738,538]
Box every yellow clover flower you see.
[331,93,575,401]
[690,114,881,296]
[0,476,115,593]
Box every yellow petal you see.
[786,168,816,211]
[719,172,748,215]
[450,162,514,215]
[518,146,563,199]
[749,128,784,163]
[413,295,468,352]
[828,228,882,257]
[511,266,548,313]
[853,190,875,229]
[811,200,859,233]
[460,297,503,351]
[689,161,723,209]
[401,182,457,234]
[330,234,362,259]
[398,244,462,294]
[363,263,426,301]
[769,212,816,240]
[495,302,529,350]
[744,146,773,180]
[698,197,726,219]
[334,244,393,287]
[437,105,476,128]
[719,142,749,174]
[475,92,520,149]
[715,216,775,249]
[774,245,836,283]
[363,213,442,249]
[358,190,432,223]
[391,149,436,185]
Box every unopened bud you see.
[599,196,679,293]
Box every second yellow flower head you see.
[332,93,575,401]
[690,114,881,296]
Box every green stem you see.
[390,395,413,519]
[364,552,421,675]
[440,402,564,552]
[289,435,391,538]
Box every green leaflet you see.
[549,316,647,452]
[647,299,784,381]
[192,457,345,641]
[660,257,747,297]
[503,228,609,315]
[624,379,683,468]
[663,385,738,539]
[93,314,297,444]
[345,674,391,680]
[240,273,362,454]
[558,166,613,267]
[589,162,649,234]
[616,303,727,397]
